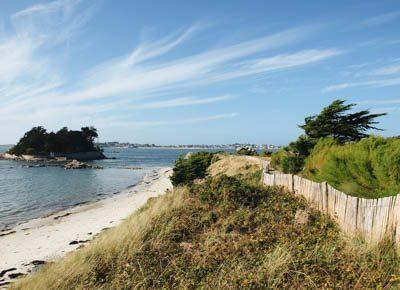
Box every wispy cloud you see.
[324,77,400,92]
[95,113,239,128]
[372,63,400,76]
[361,11,400,27]
[356,99,400,105]
[129,95,233,110]
[0,1,344,139]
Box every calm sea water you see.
[0,146,227,230]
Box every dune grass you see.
[208,154,262,177]
[12,155,400,289]
[303,136,400,198]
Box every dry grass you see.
[208,154,263,177]
[12,156,400,289]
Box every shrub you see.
[260,150,273,157]
[191,175,267,208]
[303,136,400,198]
[170,152,216,186]
[271,150,304,174]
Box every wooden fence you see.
[263,172,400,244]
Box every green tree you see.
[8,126,100,155]
[81,126,98,144]
[299,99,386,143]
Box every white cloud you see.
[94,113,239,129]
[357,99,400,105]
[129,95,233,110]
[361,11,400,27]
[0,1,344,142]
[372,63,400,76]
[212,49,342,81]
[324,83,351,92]
[324,77,400,92]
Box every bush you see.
[271,150,304,174]
[260,150,273,157]
[192,175,267,208]
[170,152,216,186]
[303,136,400,198]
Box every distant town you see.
[96,142,283,151]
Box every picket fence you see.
[263,172,400,244]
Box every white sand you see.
[0,167,172,284]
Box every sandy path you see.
[0,167,172,286]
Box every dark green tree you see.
[8,126,99,155]
[299,99,386,143]
[81,126,98,144]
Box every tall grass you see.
[13,168,400,288]
[303,136,400,198]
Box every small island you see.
[2,126,105,161]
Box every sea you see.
[0,146,230,231]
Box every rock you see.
[64,160,103,170]
[0,230,16,237]
[23,164,46,168]
[69,240,89,245]
[31,260,46,266]
[8,272,25,279]
[0,268,16,278]
[54,212,71,220]
[236,146,257,156]
[294,209,309,225]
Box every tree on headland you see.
[290,99,386,156]
[299,99,386,143]
[271,99,387,174]
[8,126,100,156]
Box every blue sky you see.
[0,0,400,145]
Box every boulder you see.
[64,160,103,170]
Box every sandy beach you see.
[0,167,172,286]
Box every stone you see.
[0,268,17,278]
[8,272,25,279]
[294,210,309,225]
[64,160,103,170]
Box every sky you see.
[0,0,400,145]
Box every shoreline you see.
[0,167,173,287]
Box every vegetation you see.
[271,99,387,174]
[8,126,99,156]
[170,152,216,186]
[270,150,305,174]
[300,99,386,143]
[303,136,400,198]
[13,155,400,289]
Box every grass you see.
[303,136,400,198]
[208,154,263,178]
[12,155,400,289]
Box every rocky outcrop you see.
[53,151,106,161]
[64,160,103,170]
[0,151,106,162]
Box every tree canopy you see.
[299,99,386,143]
[9,126,100,155]
[271,99,387,174]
